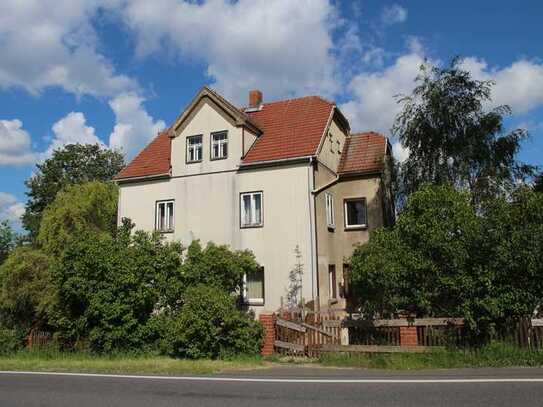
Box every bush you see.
[0,247,55,331]
[166,285,263,359]
[0,328,25,354]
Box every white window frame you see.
[155,200,175,232]
[240,191,263,228]
[328,264,337,300]
[186,135,203,162]
[243,267,265,306]
[344,198,367,229]
[325,192,335,229]
[211,131,228,160]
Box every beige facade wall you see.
[317,116,347,173]
[313,162,385,311]
[118,163,315,315]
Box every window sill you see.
[245,299,264,306]
[210,156,228,161]
[186,159,202,164]
[328,298,338,306]
[156,229,174,234]
[344,225,367,231]
[327,225,336,232]
[240,224,263,229]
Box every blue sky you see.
[1,0,542,228]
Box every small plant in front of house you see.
[286,245,304,310]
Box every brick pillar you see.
[259,313,276,356]
[399,326,418,346]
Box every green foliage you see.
[49,221,183,352]
[23,144,124,240]
[349,184,543,338]
[0,329,25,355]
[286,245,304,308]
[165,284,263,359]
[0,248,55,331]
[393,57,534,205]
[38,181,118,256]
[0,221,16,265]
[535,173,543,193]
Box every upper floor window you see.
[344,198,367,229]
[156,200,174,232]
[186,135,203,163]
[211,131,228,160]
[240,191,263,228]
[325,192,335,229]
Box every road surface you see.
[1,367,542,406]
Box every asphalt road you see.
[1,367,543,407]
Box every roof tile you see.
[338,132,387,175]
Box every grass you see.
[0,349,272,375]
[318,342,543,370]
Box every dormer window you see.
[187,135,202,163]
[211,131,228,160]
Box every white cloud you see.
[117,0,340,103]
[44,112,104,157]
[341,52,425,134]
[0,192,24,225]
[381,4,408,25]
[109,93,166,160]
[460,57,543,114]
[0,0,136,97]
[0,119,37,165]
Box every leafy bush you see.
[166,285,263,359]
[50,220,183,352]
[0,247,55,331]
[0,328,25,354]
[0,221,17,265]
[38,181,118,256]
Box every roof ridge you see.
[241,94,334,110]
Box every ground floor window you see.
[244,267,265,305]
[155,200,174,232]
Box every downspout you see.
[307,156,317,304]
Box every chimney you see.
[249,90,263,109]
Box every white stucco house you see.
[114,87,394,315]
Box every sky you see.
[1,0,542,228]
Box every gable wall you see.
[317,115,347,174]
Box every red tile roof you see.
[241,96,334,163]
[114,130,171,180]
[338,132,387,175]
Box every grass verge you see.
[0,350,271,375]
[319,343,543,370]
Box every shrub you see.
[166,285,263,359]
[0,328,25,354]
[0,248,55,331]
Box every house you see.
[114,87,394,315]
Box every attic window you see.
[187,135,203,163]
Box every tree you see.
[0,221,16,265]
[393,58,534,205]
[23,144,124,240]
[534,173,543,193]
[37,181,118,256]
[0,248,55,331]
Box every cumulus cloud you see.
[109,93,166,159]
[381,4,408,25]
[392,141,409,163]
[460,57,543,114]
[0,192,24,225]
[44,112,104,157]
[117,0,340,103]
[0,0,136,97]
[0,119,37,165]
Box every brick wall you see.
[259,313,276,356]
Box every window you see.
[325,192,335,229]
[240,192,263,227]
[244,267,265,305]
[344,198,367,229]
[328,264,337,300]
[211,131,228,160]
[155,200,174,232]
[186,135,203,162]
